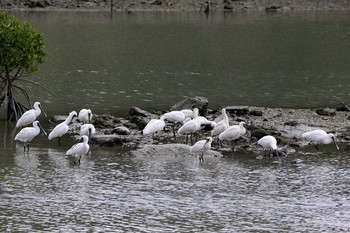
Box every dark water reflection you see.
[6,11,350,117]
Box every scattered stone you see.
[284,120,299,126]
[111,126,130,135]
[225,106,250,116]
[129,106,152,117]
[150,0,162,5]
[249,109,263,116]
[336,102,350,111]
[316,108,336,116]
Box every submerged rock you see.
[170,96,209,117]
[126,143,223,158]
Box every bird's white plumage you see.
[180,108,197,119]
[48,111,77,140]
[16,102,45,128]
[80,123,96,137]
[190,137,212,153]
[211,108,229,137]
[258,135,277,150]
[302,129,339,150]
[178,118,201,135]
[66,135,90,163]
[162,111,185,124]
[143,116,166,135]
[15,121,45,143]
[78,109,92,123]
[219,125,241,142]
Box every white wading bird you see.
[218,123,246,149]
[190,137,213,162]
[14,120,47,152]
[258,135,281,159]
[66,135,90,165]
[80,123,96,143]
[142,116,166,139]
[162,111,186,139]
[178,118,202,145]
[211,108,229,147]
[302,129,339,151]
[48,111,77,146]
[16,102,47,128]
[78,109,92,123]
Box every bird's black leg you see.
[314,144,319,151]
[58,137,61,146]
[172,123,176,140]
[185,134,189,145]
[199,153,204,162]
[190,133,193,145]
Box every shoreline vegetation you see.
[1,0,350,12]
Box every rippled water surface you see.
[1,130,350,232]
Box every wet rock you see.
[129,106,152,117]
[336,102,350,111]
[284,120,299,126]
[170,96,209,117]
[150,0,162,5]
[92,134,140,147]
[111,126,130,135]
[126,143,223,158]
[93,114,121,129]
[316,108,336,116]
[250,128,275,139]
[129,115,148,130]
[249,109,263,116]
[225,106,250,116]
[25,0,50,8]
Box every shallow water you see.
[1,123,350,232]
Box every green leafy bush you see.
[0,10,47,121]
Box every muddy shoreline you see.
[2,0,350,12]
[57,97,350,158]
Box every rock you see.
[150,0,162,5]
[91,134,140,147]
[336,102,350,111]
[126,143,223,158]
[250,128,275,139]
[249,109,263,116]
[129,115,148,130]
[170,96,209,117]
[225,106,250,116]
[25,0,49,8]
[316,108,336,116]
[129,106,152,117]
[111,126,130,135]
[284,120,299,126]
[92,114,121,129]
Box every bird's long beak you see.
[332,138,340,150]
[40,105,47,117]
[38,123,47,136]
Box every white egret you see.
[48,111,77,146]
[178,118,202,145]
[66,135,90,165]
[190,137,213,162]
[80,123,96,143]
[78,109,92,123]
[162,111,186,139]
[302,129,339,151]
[14,120,47,152]
[16,102,47,128]
[142,116,166,138]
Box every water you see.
[1,11,350,232]
[1,134,350,232]
[6,11,350,117]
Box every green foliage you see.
[0,10,47,121]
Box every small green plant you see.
[0,10,47,121]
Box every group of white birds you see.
[14,102,95,164]
[13,102,340,164]
[142,107,340,162]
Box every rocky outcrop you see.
[49,97,350,158]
